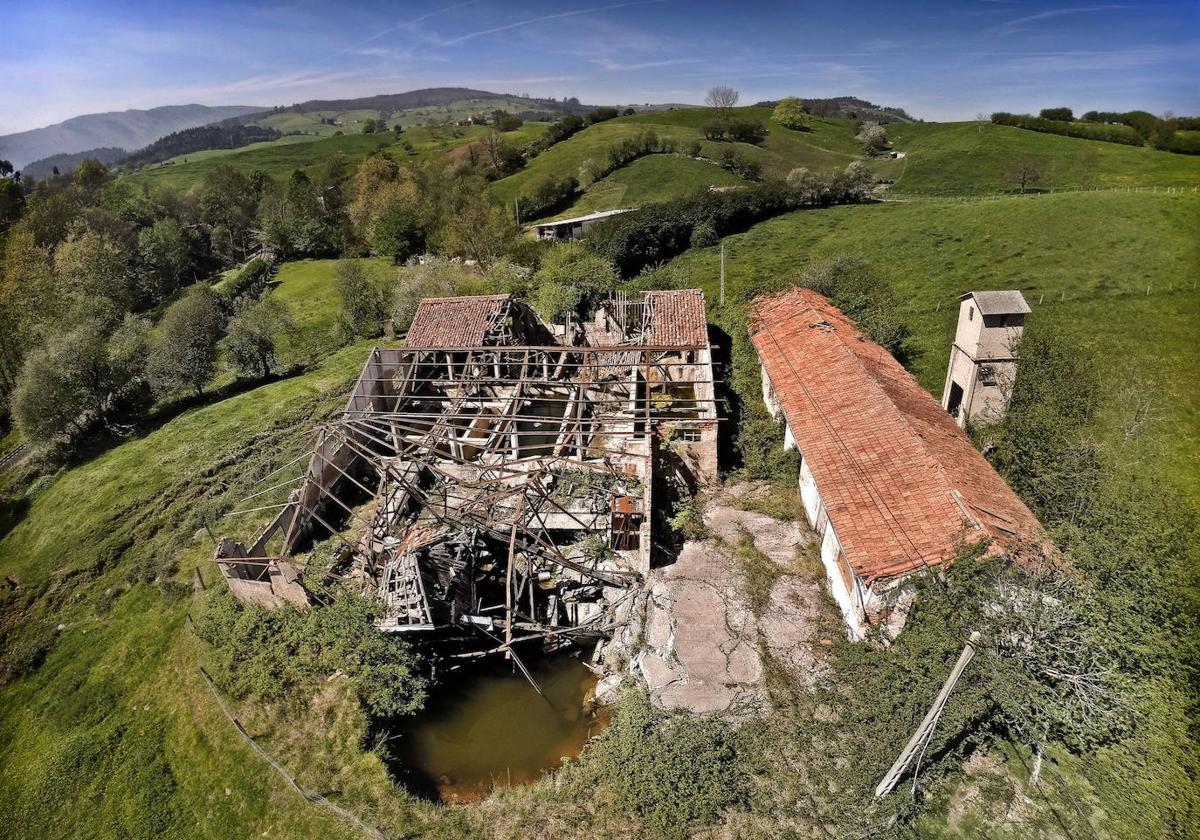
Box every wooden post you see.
[875,631,981,798]
[505,496,526,660]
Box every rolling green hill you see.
[122,121,548,189]
[886,121,1200,194]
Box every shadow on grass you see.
[63,365,308,474]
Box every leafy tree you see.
[147,286,225,397]
[73,158,110,191]
[492,111,524,132]
[772,96,808,129]
[0,178,23,231]
[0,160,13,178]
[1003,154,1047,192]
[786,166,830,204]
[726,118,767,144]
[371,203,426,263]
[198,165,259,265]
[53,227,134,311]
[11,316,147,448]
[530,242,617,320]
[391,258,468,332]
[518,173,578,220]
[137,218,192,302]
[222,295,293,379]
[334,260,390,337]
[434,183,520,269]
[480,131,524,177]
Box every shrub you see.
[800,255,912,361]
[991,112,1143,146]
[564,691,750,840]
[718,148,762,180]
[371,203,426,262]
[587,106,619,125]
[1040,107,1074,121]
[727,118,767,144]
[193,587,427,718]
[518,173,579,221]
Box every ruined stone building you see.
[750,288,1047,639]
[941,290,1030,426]
[216,290,717,651]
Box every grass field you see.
[887,121,1200,193]
[123,122,549,190]
[541,153,749,219]
[640,190,1200,498]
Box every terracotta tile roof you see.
[749,288,1046,584]
[405,295,511,348]
[644,289,708,347]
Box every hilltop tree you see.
[147,286,225,397]
[1003,155,1047,193]
[705,85,740,110]
[773,97,808,129]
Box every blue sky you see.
[4,0,1198,132]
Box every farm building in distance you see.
[941,290,1031,426]
[533,208,632,240]
[216,290,717,648]
[750,288,1047,639]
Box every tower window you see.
[968,306,974,321]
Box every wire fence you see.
[881,184,1199,204]
[190,616,392,840]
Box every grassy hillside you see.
[887,121,1200,194]
[641,190,1200,498]
[123,122,548,190]
[541,153,749,220]
[490,108,864,208]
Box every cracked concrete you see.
[595,483,832,714]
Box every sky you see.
[4,0,1198,133]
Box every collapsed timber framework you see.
[215,291,719,656]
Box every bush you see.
[726,118,767,144]
[193,587,427,717]
[991,112,1143,146]
[222,257,274,303]
[518,173,579,221]
[718,148,762,180]
[564,691,750,840]
[1040,107,1074,121]
[587,106,619,125]
[801,255,912,360]
[335,259,390,337]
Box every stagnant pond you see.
[385,651,609,803]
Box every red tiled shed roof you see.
[404,295,511,348]
[644,289,708,347]
[749,288,1046,584]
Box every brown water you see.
[389,652,608,803]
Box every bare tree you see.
[1002,155,1046,193]
[705,85,739,110]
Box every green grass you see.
[642,191,1200,499]
[271,257,395,363]
[887,121,1200,194]
[543,153,749,219]
[122,122,549,190]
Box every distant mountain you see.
[755,96,918,124]
[21,147,127,181]
[0,104,265,170]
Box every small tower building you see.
[941,290,1030,427]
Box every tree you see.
[531,242,617,320]
[53,227,134,315]
[372,203,426,263]
[391,259,465,332]
[11,316,148,448]
[198,165,258,265]
[74,158,109,190]
[1003,155,1047,193]
[147,286,225,397]
[1040,107,1074,121]
[138,218,192,302]
[856,122,889,154]
[0,160,13,178]
[480,131,524,177]
[222,296,293,379]
[705,85,739,110]
[335,260,390,337]
[772,97,808,130]
[435,185,520,269]
[492,111,523,132]
[0,178,23,231]
[786,167,830,204]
